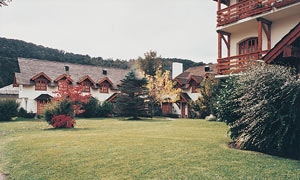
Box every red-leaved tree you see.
[53,80,91,116]
[45,79,91,128]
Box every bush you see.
[44,100,74,128]
[80,97,98,118]
[189,75,219,119]
[79,98,114,118]
[0,99,19,121]
[51,115,75,128]
[99,101,114,117]
[18,107,36,119]
[221,63,300,159]
[214,76,241,124]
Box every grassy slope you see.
[0,118,299,180]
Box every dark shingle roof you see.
[174,64,217,86]
[15,58,131,89]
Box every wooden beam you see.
[217,30,231,58]
[218,33,222,59]
[257,17,272,51]
[258,20,263,51]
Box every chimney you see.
[172,62,183,79]
[64,65,69,74]
[102,69,107,75]
[204,66,210,72]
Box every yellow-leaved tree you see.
[146,69,181,115]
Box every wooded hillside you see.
[0,37,205,88]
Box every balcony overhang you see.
[212,0,229,6]
[216,0,300,29]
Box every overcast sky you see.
[0,0,218,63]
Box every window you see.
[100,83,109,93]
[35,79,47,91]
[82,81,91,92]
[239,37,258,55]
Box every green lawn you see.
[0,118,299,180]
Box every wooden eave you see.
[77,75,95,84]
[98,77,113,86]
[54,74,73,83]
[188,75,203,84]
[31,72,52,82]
[173,78,183,86]
[106,93,118,103]
[179,93,192,103]
[264,22,300,63]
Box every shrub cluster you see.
[44,100,74,128]
[51,115,75,128]
[215,63,300,159]
[79,98,114,118]
[18,107,36,119]
[0,99,19,121]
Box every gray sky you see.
[0,0,217,63]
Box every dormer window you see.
[78,75,95,93]
[98,77,113,94]
[100,83,109,93]
[82,81,91,92]
[35,78,48,91]
[31,72,51,91]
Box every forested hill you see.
[0,37,205,88]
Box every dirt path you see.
[0,172,7,180]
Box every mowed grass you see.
[0,118,300,180]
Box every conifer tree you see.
[116,71,150,119]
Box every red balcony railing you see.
[217,50,269,74]
[217,0,299,26]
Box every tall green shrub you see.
[80,97,99,118]
[222,63,300,159]
[99,101,114,117]
[214,76,241,124]
[0,99,19,121]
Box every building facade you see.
[169,64,217,118]
[14,58,130,114]
[213,0,300,74]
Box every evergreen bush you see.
[0,99,19,121]
[220,63,300,159]
[18,107,36,119]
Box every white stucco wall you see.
[18,84,119,113]
[271,15,300,47]
[229,16,300,57]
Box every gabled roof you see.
[78,75,96,84]
[106,93,118,103]
[264,22,300,63]
[31,72,52,82]
[0,84,18,95]
[188,75,203,84]
[34,94,52,101]
[54,74,73,83]
[15,58,130,89]
[179,93,192,103]
[98,77,113,86]
[174,64,217,88]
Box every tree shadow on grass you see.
[43,127,94,131]
[118,117,176,122]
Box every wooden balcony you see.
[217,0,299,27]
[217,50,268,74]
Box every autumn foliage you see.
[45,79,91,128]
[51,115,76,128]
